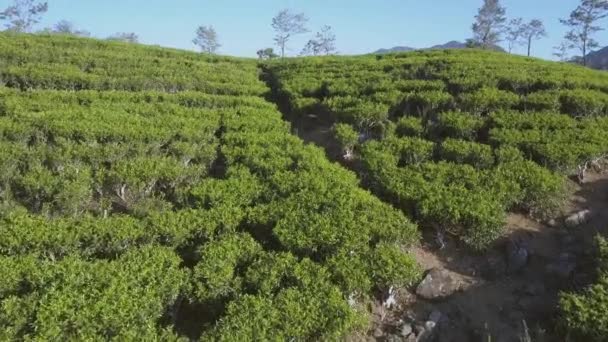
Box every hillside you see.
[587,45,608,70]
[264,49,608,339]
[0,33,608,341]
[0,33,420,340]
[373,41,505,54]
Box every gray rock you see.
[507,242,529,273]
[481,254,507,280]
[428,310,442,324]
[546,261,576,278]
[522,282,545,296]
[386,334,404,342]
[373,327,384,338]
[424,321,437,331]
[416,268,460,300]
[400,323,413,337]
[565,209,592,228]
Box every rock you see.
[386,334,404,342]
[424,321,437,331]
[373,327,384,338]
[565,209,593,228]
[522,282,545,296]
[416,268,460,300]
[547,219,558,227]
[480,253,507,280]
[400,323,413,337]
[428,310,442,324]
[546,261,576,278]
[506,241,529,274]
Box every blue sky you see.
[3,0,608,60]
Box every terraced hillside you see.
[0,33,421,340]
[266,50,608,250]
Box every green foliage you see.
[395,116,424,137]
[438,139,495,169]
[431,111,485,140]
[560,89,608,117]
[460,87,520,115]
[333,123,359,151]
[559,237,608,342]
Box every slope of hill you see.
[0,33,421,340]
[265,49,608,339]
[1,32,608,341]
[587,45,608,70]
[373,40,505,54]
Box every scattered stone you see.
[373,327,384,338]
[480,253,507,280]
[547,219,558,227]
[506,241,529,274]
[424,321,437,331]
[386,334,404,342]
[546,261,576,278]
[400,323,413,337]
[415,268,460,300]
[565,209,593,228]
[428,310,442,324]
[522,282,545,296]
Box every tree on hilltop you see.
[522,19,546,57]
[193,25,221,54]
[560,0,608,66]
[471,0,507,49]
[107,32,139,43]
[301,25,337,56]
[272,9,309,58]
[0,0,48,32]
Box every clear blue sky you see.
[3,0,608,60]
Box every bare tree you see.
[43,20,90,37]
[560,0,608,66]
[193,25,220,54]
[521,19,546,57]
[107,32,139,43]
[471,0,507,48]
[0,0,48,32]
[301,25,337,56]
[505,18,524,53]
[272,9,308,57]
[553,42,570,61]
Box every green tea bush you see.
[559,237,608,342]
[430,111,485,140]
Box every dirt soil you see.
[365,171,608,342]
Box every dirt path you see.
[366,172,608,342]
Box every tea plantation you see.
[266,50,608,250]
[0,32,607,340]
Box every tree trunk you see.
[527,37,532,57]
[583,40,587,66]
[281,44,285,58]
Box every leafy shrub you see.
[438,139,495,169]
[460,87,519,115]
[560,89,608,117]
[430,111,485,140]
[395,116,424,137]
[559,237,608,342]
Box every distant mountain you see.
[373,40,505,54]
[586,46,608,70]
[429,40,467,49]
[373,46,416,54]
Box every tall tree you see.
[505,18,524,53]
[44,20,90,37]
[272,9,308,58]
[107,32,139,43]
[0,0,48,32]
[521,19,547,57]
[301,26,337,56]
[560,0,608,66]
[193,25,221,54]
[471,0,507,49]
